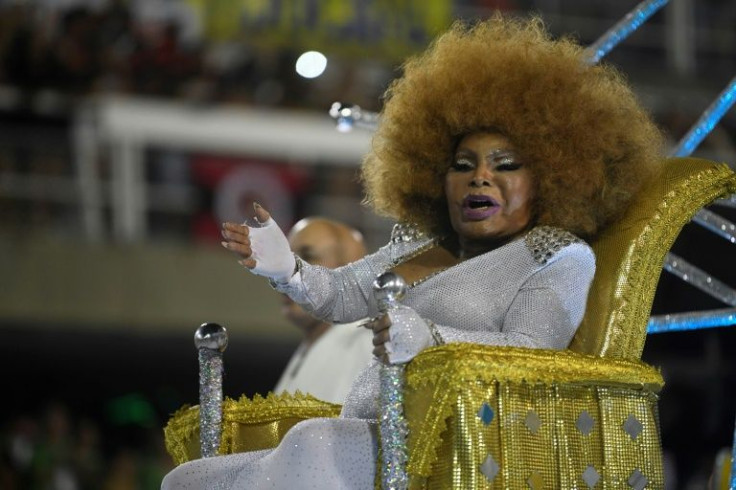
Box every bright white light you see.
[295,51,327,78]
[336,118,353,133]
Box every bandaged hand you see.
[368,305,437,365]
[221,204,296,283]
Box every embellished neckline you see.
[390,237,444,288]
[388,224,583,287]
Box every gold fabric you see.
[164,392,341,465]
[570,157,736,359]
[716,454,732,490]
[403,344,664,489]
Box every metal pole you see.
[373,272,409,490]
[72,103,104,242]
[194,322,228,458]
[582,0,670,65]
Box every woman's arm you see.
[273,244,396,323]
[222,209,431,324]
[279,233,436,323]
[370,243,596,363]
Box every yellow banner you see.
[187,0,452,58]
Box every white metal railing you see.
[71,96,373,242]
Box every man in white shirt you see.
[273,217,374,404]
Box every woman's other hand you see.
[221,204,296,283]
[367,306,436,364]
[369,313,392,363]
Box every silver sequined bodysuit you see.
[278,225,595,419]
[161,225,595,490]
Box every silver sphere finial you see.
[373,272,407,311]
[194,323,229,352]
[329,101,357,133]
[328,101,379,132]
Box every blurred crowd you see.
[0,1,197,96]
[1,0,735,110]
[0,1,314,111]
[1,401,172,490]
[0,0,393,110]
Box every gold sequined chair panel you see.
[570,158,736,360]
[404,344,664,489]
[164,392,341,465]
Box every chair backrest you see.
[568,157,736,360]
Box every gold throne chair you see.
[401,157,736,488]
[164,157,736,488]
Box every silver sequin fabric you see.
[279,225,595,419]
[161,225,595,489]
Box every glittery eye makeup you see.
[487,149,519,164]
[450,157,474,171]
[450,149,521,172]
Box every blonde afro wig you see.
[362,15,664,241]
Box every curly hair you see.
[361,15,664,241]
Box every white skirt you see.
[161,417,378,490]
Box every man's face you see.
[281,223,342,333]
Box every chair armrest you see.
[164,392,341,465]
[404,344,664,488]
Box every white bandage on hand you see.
[384,306,436,365]
[248,217,296,283]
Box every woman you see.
[163,14,662,489]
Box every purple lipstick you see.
[462,195,500,220]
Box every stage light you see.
[295,51,327,78]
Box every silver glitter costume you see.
[161,225,595,490]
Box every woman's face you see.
[444,132,535,251]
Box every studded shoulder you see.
[524,226,584,265]
[390,223,429,243]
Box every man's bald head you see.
[281,218,367,337]
[287,218,366,269]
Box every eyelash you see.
[450,157,521,171]
[450,159,474,171]
[497,162,522,171]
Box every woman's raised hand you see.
[221,204,296,283]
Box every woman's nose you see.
[470,167,492,187]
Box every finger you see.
[253,202,271,224]
[239,258,256,269]
[222,241,252,257]
[371,323,390,336]
[222,222,249,238]
[379,315,391,329]
[371,315,391,334]
[373,345,385,359]
[221,238,251,252]
[372,329,390,346]
[221,229,251,247]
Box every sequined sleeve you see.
[434,243,595,349]
[273,237,432,324]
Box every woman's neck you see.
[455,233,526,259]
